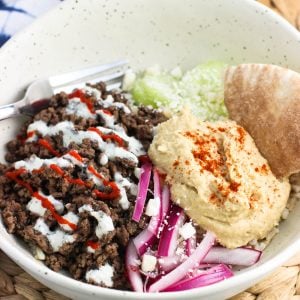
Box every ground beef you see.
[0,83,167,290]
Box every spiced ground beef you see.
[0,83,166,290]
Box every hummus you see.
[149,110,290,248]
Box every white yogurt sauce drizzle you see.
[86,167,103,186]
[27,197,46,216]
[26,88,145,164]
[97,126,145,157]
[14,154,73,171]
[34,218,76,252]
[85,263,114,287]
[114,172,132,210]
[100,94,131,114]
[60,211,79,232]
[65,98,96,119]
[78,205,114,239]
[26,121,142,164]
[96,109,115,128]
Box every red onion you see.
[186,234,196,256]
[160,184,170,222]
[158,255,182,273]
[147,169,162,235]
[158,257,218,273]
[125,241,143,292]
[149,231,216,292]
[133,231,157,257]
[203,246,262,266]
[133,169,162,256]
[198,263,219,269]
[157,205,185,257]
[143,276,150,293]
[132,162,152,222]
[163,264,233,292]
[159,246,262,273]
[156,184,171,238]
[153,169,161,202]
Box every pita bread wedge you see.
[224,64,300,178]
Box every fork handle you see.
[0,103,19,120]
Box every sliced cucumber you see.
[129,61,228,120]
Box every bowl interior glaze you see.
[0,0,300,299]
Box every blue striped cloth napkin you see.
[0,0,62,47]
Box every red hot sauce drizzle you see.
[86,240,101,250]
[87,165,120,200]
[5,168,77,230]
[68,150,83,162]
[38,139,61,157]
[101,109,113,116]
[68,89,115,117]
[17,131,36,144]
[88,127,125,148]
[68,89,95,113]
[6,169,34,194]
[33,192,78,231]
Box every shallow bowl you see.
[0,0,300,299]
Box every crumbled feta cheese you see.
[145,197,160,217]
[179,222,196,240]
[141,254,157,272]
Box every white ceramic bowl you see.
[0,0,300,299]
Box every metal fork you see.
[0,59,128,121]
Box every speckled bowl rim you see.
[2,231,300,299]
[1,0,300,298]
